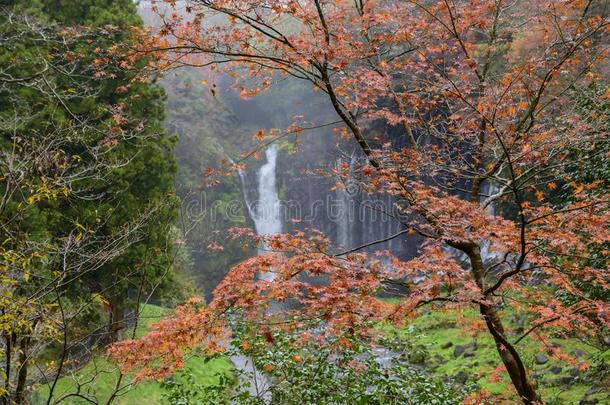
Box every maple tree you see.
[110,0,609,403]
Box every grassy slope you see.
[387,308,609,404]
[34,305,232,405]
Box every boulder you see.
[535,354,549,364]
[441,342,453,349]
[408,351,426,364]
[533,371,545,379]
[453,345,465,357]
[584,386,600,396]
[571,349,585,358]
[553,376,574,385]
[549,366,562,374]
[454,370,469,384]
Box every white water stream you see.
[253,146,282,282]
[231,145,283,401]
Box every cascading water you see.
[481,181,500,263]
[234,145,282,262]
[336,155,357,250]
[230,145,282,402]
[250,145,282,281]
[253,146,282,250]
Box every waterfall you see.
[481,181,500,263]
[336,154,358,250]
[253,145,282,282]
[253,145,282,240]
[484,181,499,217]
[230,146,281,402]
[234,145,282,281]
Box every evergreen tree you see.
[0,1,179,401]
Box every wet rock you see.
[454,370,469,384]
[535,354,549,364]
[408,351,426,364]
[464,352,475,358]
[585,386,600,396]
[572,349,585,358]
[550,366,562,374]
[441,342,453,349]
[553,376,574,385]
[454,342,477,357]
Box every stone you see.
[549,366,562,374]
[454,370,469,384]
[408,351,426,364]
[464,352,475,358]
[553,376,574,385]
[579,399,598,405]
[533,371,545,379]
[569,368,580,378]
[603,336,610,346]
[441,342,453,349]
[585,386,600,396]
[453,345,465,357]
[572,349,586,358]
[535,354,549,364]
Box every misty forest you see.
[0,0,609,404]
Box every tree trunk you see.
[14,336,30,404]
[2,333,12,405]
[107,294,125,343]
[466,245,541,404]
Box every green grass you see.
[386,307,609,404]
[33,305,233,405]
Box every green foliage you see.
[386,307,610,404]
[166,321,461,405]
[20,0,181,329]
[33,305,233,405]
[0,1,182,402]
[161,360,235,405]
